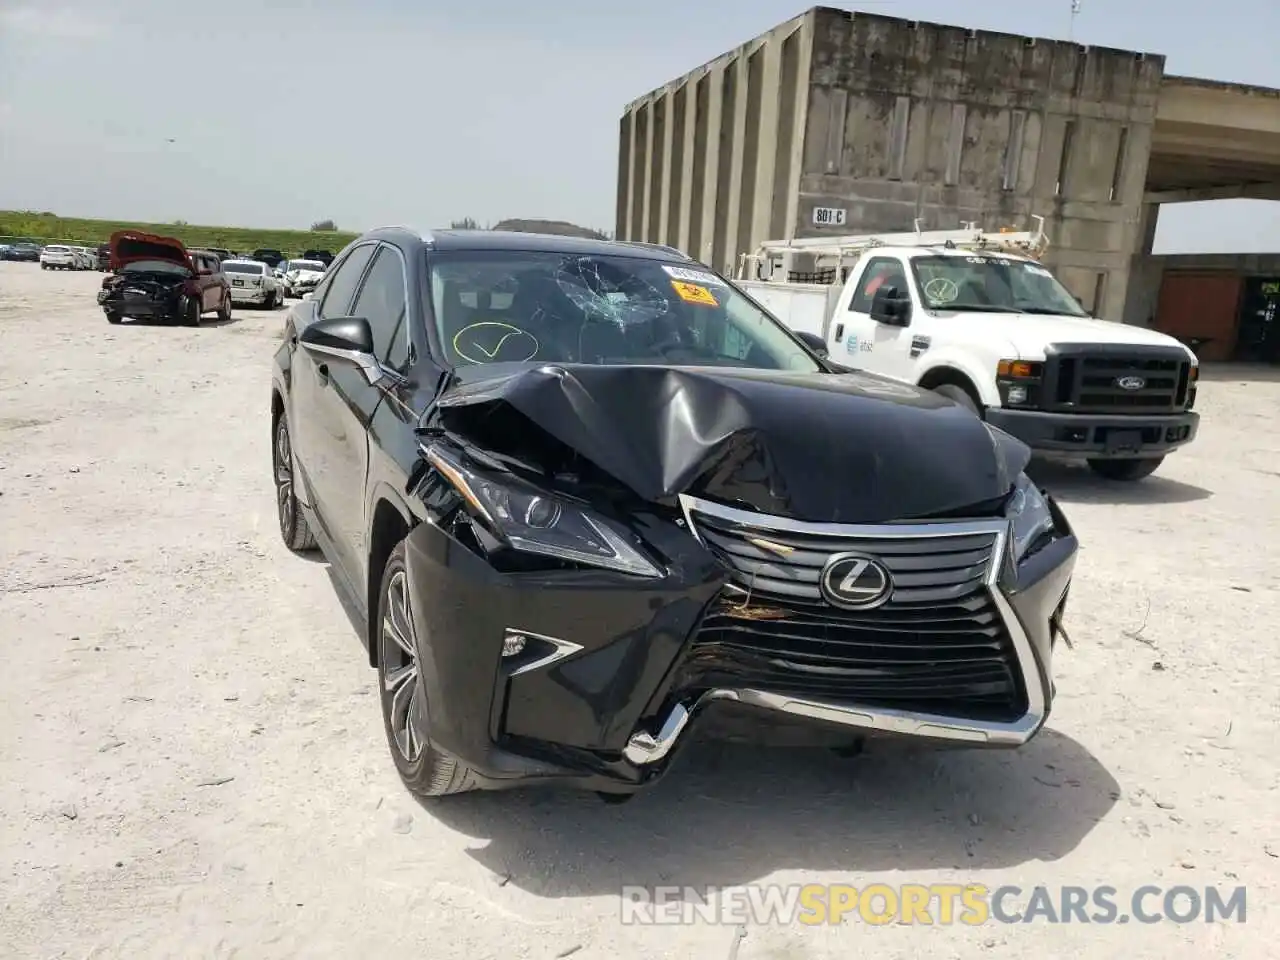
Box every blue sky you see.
[0,0,1276,253]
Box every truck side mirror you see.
[792,330,829,359]
[870,286,911,326]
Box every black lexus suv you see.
[270,228,1078,800]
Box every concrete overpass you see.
[1148,77,1280,204]
[615,7,1280,352]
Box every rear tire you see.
[218,295,232,323]
[273,415,317,552]
[933,383,981,416]
[1087,457,1164,481]
[377,541,479,798]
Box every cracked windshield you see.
[431,251,821,369]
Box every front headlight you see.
[424,444,663,579]
[1006,473,1055,560]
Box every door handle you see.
[317,363,330,385]
[834,322,845,341]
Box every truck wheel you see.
[933,383,981,416]
[1087,457,1164,481]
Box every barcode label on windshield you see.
[662,265,726,287]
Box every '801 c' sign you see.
[812,207,848,227]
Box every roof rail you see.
[737,216,1050,282]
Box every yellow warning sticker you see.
[671,280,719,306]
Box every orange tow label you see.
[671,280,719,306]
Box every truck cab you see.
[736,222,1200,482]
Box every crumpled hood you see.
[429,363,1030,523]
[108,230,192,271]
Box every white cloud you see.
[0,3,110,41]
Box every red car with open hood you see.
[97,231,232,326]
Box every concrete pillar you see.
[718,54,750,275]
[640,99,655,242]
[748,36,783,252]
[697,65,724,266]
[675,82,697,252]
[657,87,676,245]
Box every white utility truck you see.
[734,219,1200,482]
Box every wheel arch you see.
[917,364,985,410]
[366,489,415,667]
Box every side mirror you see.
[299,316,404,387]
[870,286,911,326]
[793,330,829,359]
[300,315,374,355]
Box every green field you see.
[0,211,358,256]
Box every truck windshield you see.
[429,251,822,372]
[911,255,1089,317]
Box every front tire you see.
[377,541,478,798]
[183,295,202,327]
[933,383,981,415]
[273,415,317,552]
[105,310,122,325]
[1087,457,1164,481]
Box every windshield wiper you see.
[1018,306,1086,316]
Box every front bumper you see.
[97,290,181,318]
[403,496,1077,793]
[985,408,1199,459]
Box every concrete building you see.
[615,7,1280,359]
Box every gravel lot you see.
[1,260,1277,959]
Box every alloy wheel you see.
[381,569,424,763]
[274,418,296,540]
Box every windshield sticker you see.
[662,265,726,287]
[671,280,719,307]
[922,276,960,303]
[1025,265,1053,278]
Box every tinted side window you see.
[319,245,375,318]
[850,257,909,313]
[350,246,409,366]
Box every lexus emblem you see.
[1115,375,1146,391]
[819,554,893,610]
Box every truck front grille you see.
[676,498,1026,722]
[1043,344,1192,414]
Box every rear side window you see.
[319,245,376,318]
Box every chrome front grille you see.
[677,495,1026,721]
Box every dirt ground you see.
[1,260,1277,960]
